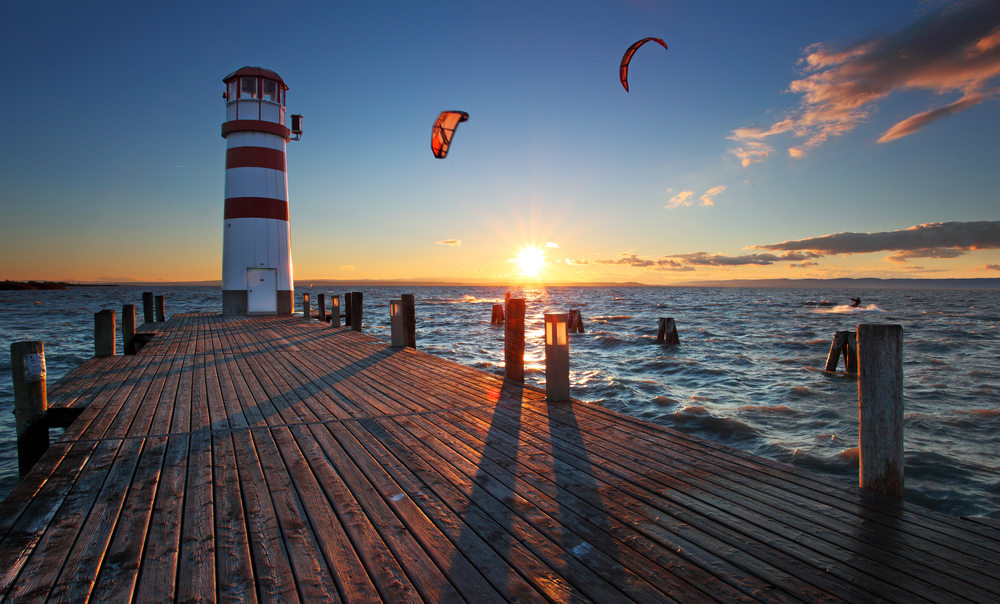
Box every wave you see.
[812,304,886,314]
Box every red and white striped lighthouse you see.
[221,66,302,315]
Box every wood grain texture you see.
[0,313,995,603]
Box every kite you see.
[620,37,668,92]
[431,111,469,158]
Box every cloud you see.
[788,147,804,159]
[788,260,819,269]
[984,264,1000,270]
[754,221,1000,260]
[728,142,771,167]
[545,242,560,248]
[730,0,1000,158]
[565,258,591,266]
[700,185,727,206]
[585,250,814,270]
[666,190,695,208]
[436,239,462,246]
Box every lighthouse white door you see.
[247,268,277,314]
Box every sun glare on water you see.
[516,246,546,277]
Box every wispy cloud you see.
[700,185,726,206]
[436,239,462,246]
[666,190,694,208]
[545,242,560,248]
[985,264,1000,270]
[565,258,591,266]
[730,0,1000,158]
[753,221,1000,261]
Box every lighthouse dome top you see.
[223,66,288,90]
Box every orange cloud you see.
[730,1,1000,158]
[666,190,694,208]
[436,239,462,246]
[700,185,726,206]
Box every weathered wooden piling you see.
[544,313,570,401]
[94,309,116,357]
[390,299,404,346]
[10,341,48,478]
[401,293,416,349]
[317,293,327,322]
[351,291,364,332]
[303,293,311,319]
[505,298,525,382]
[656,317,680,344]
[567,309,585,333]
[491,304,504,325]
[857,323,905,500]
[155,295,166,322]
[142,291,154,323]
[824,330,857,372]
[344,292,353,327]
[330,294,341,327]
[123,304,137,355]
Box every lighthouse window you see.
[240,77,257,99]
[227,80,237,102]
[262,80,279,103]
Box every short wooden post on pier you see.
[401,293,416,348]
[505,298,525,382]
[330,294,341,327]
[10,341,49,478]
[94,309,116,357]
[824,330,857,372]
[351,291,364,332]
[317,293,327,322]
[568,309,585,333]
[857,323,905,500]
[142,292,154,323]
[656,317,680,344]
[390,299,404,346]
[155,295,166,322]
[302,293,311,319]
[491,304,504,325]
[344,292,353,327]
[544,313,570,401]
[123,304,137,355]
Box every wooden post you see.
[857,324,905,500]
[142,292,154,323]
[401,293,416,349]
[330,295,341,327]
[123,304,137,355]
[568,309,585,333]
[824,331,858,373]
[10,341,49,478]
[351,292,363,332]
[94,309,116,357]
[155,295,166,322]
[491,304,504,325]
[317,294,327,322]
[505,298,525,382]
[344,292,352,328]
[544,313,570,401]
[303,293,311,319]
[656,318,679,344]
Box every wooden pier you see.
[2,313,999,603]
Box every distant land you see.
[0,281,115,291]
[35,277,1000,289]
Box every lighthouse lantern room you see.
[220,66,302,315]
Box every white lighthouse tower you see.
[221,66,302,315]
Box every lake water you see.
[1,285,997,518]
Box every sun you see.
[516,246,546,277]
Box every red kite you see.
[431,111,469,158]
[620,37,668,92]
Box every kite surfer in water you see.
[850,297,861,307]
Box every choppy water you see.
[1,285,998,518]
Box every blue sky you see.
[2,0,998,283]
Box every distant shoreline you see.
[0,281,116,291]
[8,277,998,289]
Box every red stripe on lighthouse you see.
[226,147,286,171]
[224,197,289,221]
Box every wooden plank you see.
[212,429,257,604]
[175,431,216,604]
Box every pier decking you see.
[2,313,999,602]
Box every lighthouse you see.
[220,67,303,315]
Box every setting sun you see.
[516,246,546,277]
